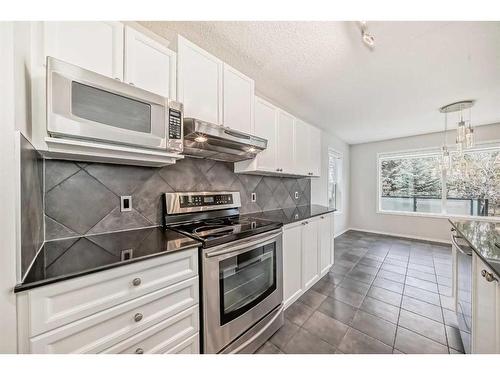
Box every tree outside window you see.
[379,147,500,217]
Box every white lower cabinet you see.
[472,254,500,353]
[17,248,201,354]
[282,224,303,307]
[319,214,334,276]
[302,218,320,290]
[101,306,199,354]
[282,213,334,308]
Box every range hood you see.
[183,118,267,162]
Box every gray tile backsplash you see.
[44,157,311,240]
[20,135,44,277]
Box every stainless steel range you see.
[164,191,284,354]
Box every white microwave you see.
[46,57,183,153]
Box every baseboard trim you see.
[334,228,349,239]
[345,227,450,245]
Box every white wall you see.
[311,130,350,237]
[349,123,500,243]
[0,22,19,353]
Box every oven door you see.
[47,56,169,150]
[202,229,283,354]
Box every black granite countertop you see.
[250,205,336,226]
[15,227,201,293]
[449,220,500,278]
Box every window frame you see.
[327,148,343,214]
[376,142,500,222]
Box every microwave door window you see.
[219,243,277,325]
[71,82,152,133]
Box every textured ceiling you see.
[139,21,500,144]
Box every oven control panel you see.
[179,194,234,208]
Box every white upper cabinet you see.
[308,125,321,177]
[277,110,295,173]
[124,26,176,99]
[293,119,321,177]
[223,64,254,133]
[177,36,223,124]
[43,21,124,79]
[293,119,310,176]
[252,97,278,171]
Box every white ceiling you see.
[140,21,500,144]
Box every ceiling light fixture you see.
[439,100,476,171]
[359,21,375,48]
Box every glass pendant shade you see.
[465,126,475,148]
[440,145,451,171]
[456,137,464,156]
[457,120,466,143]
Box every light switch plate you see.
[251,193,257,202]
[294,191,299,199]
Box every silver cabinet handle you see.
[134,313,143,322]
[450,235,473,256]
[481,269,498,283]
[132,278,142,286]
[129,82,135,86]
[135,348,144,354]
[276,168,280,172]
[114,77,121,81]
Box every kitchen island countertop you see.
[449,219,500,278]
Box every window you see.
[378,146,500,218]
[328,149,343,211]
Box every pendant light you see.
[439,100,476,170]
[439,109,451,171]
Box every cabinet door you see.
[277,110,295,174]
[44,21,124,79]
[302,218,320,290]
[223,64,254,133]
[124,26,176,98]
[309,125,321,177]
[473,255,500,353]
[319,214,333,276]
[293,119,310,176]
[283,224,303,308]
[177,36,223,124]
[253,97,277,172]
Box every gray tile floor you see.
[256,230,464,354]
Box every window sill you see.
[376,209,500,222]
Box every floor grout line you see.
[272,233,458,354]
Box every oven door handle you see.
[205,229,282,258]
[451,234,473,256]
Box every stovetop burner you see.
[169,215,281,248]
[163,191,282,248]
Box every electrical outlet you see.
[294,191,299,200]
[120,196,132,212]
[251,192,257,202]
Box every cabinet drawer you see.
[102,307,199,354]
[30,277,198,354]
[27,248,198,336]
[166,333,200,354]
